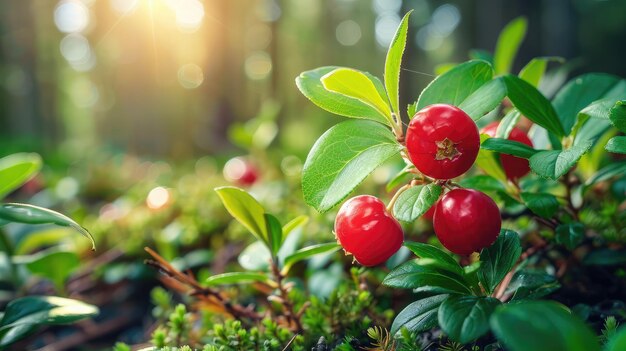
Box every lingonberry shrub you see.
[295,11,626,350]
[334,195,404,266]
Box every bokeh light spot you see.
[54,0,90,33]
[245,52,272,80]
[336,20,362,46]
[177,64,204,89]
[109,0,139,14]
[147,187,170,210]
[432,4,461,36]
[375,13,401,48]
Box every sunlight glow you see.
[177,64,204,89]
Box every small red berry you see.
[482,122,533,181]
[223,157,259,186]
[422,204,436,221]
[405,104,480,179]
[433,188,501,255]
[334,195,404,266]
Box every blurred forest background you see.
[1,0,626,160]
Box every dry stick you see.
[270,261,304,333]
[144,247,263,322]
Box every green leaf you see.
[609,100,626,132]
[393,184,442,222]
[490,301,601,351]
[384,10,411,116]
[383,260,472,294]
[302,120,402,212]
[478,230,522,294]
[205,272,270,286]
[321,68,391,121]
[552,73,624,134]
[295,66,390,125]
[18,250,79,292]
[14,228,76,255]
[585,161,626,187]
[520,192,559,218]
[215,187,269,245]
[606,136,626,154]
[494,17,527,75]
[519,57,564,87]
[458,77,507,121]
[281,215,308,242]
[459,175,506,193]
[0,153,42,200]
[403,242,464,276]
[606,327,626,351]
[583,248,626,266]
[496,109,521,138]
[265,214,282,257]
[439,295,501,344]
[391,294,448,335]
[481,138,538,159]
[0,296,98,347]
[415,60,494,117]
[385,166,413,192]
[476,135,507,182]
[503,74,565,137]
[506,270,560,301]
[282,243,341,273]
[0,203,95,250]
[555,222,584,250]
[529,141,592,180]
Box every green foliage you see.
[391,295,447,335]
[520,192,560,218]
[413,60,500,120]
[494,17,527,75]
[503,74,565,137]
[0,296,98,347]
[519,57,564,87]
[529,141,593,179]
[490,301,601,351]
[478,230,522,294]
[295,67,389,125]
[302,119,402,212]
[205,272,270,286]
[480,137,538,158]
[0,153,41,200]
[438,295,501,344]
[555,222,585,250]
[214,186,270,245]
[384,11,412,116]
[383,259,471,294]
[393,184,442,222]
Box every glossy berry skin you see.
[433,189,501,255]
[482,122,533,181]
[223,157,259,186]
[406,104,480,180]
[422,204,436,221]
[334,195,404,266]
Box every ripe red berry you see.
[482,122,533,181]
[334,195,404,266]
[223,157,259,186]
[405,104,480,180]
[433,188,501,255]
[422,204,436,221]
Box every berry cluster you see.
[335,104,533,266]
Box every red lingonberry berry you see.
[405,104,480,179]
[334,195,404,266]
[433,188,501,255]
[223,157,259,186]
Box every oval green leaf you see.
[302,120,402,212]
[214,187,268,245]
[439,295,501,344]
[0,203,95,250]
[393,184,442,222]
[478,230,522,294]
[490,300,601,351]
[384,11,412,115]
[0,153,42,200]
[383,260,471,294]
[391,294,448,335]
